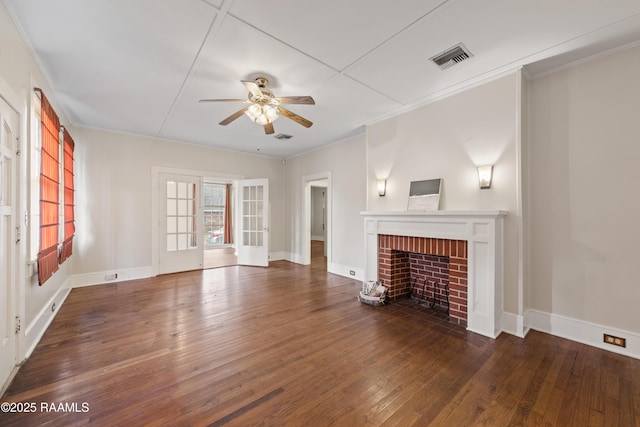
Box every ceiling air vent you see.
[274,133,293,140]
[430,43,473,70]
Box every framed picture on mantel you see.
[407,179,441,211]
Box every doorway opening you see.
[153,168,267,275]
[202,180,237,269]
[310,182,327,268]
[302,172,331,270]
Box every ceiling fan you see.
[199,77,315,135]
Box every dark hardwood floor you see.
[2,242,639,426]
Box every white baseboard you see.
[501,312,528,338]
[526,309,640,360]
[24,284,72,360]
[269,251,287,262]
[284,252,305,265]
[1,365,19,397]
[70,266,153,288]
[328,262,363,281]
[311,235,325,241]
[282,252,362,282]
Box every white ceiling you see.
[5,0,640,158]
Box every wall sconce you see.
[477,165,493,189]
[377,179,387,196]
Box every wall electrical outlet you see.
[603,334,626,348]
[349,270,356,276]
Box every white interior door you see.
[237,178,269,267]
[0,95,18,388]
[158,173,203,274]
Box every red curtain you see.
[59,128,75,264]
[37,90,60,285]
[223,183,232,244]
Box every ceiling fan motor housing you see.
[254,77,270,88]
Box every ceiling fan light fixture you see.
[202,77,314,133]
[244,103,278,125]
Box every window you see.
[203,182,227,247]
[31,88,76,285]
[36,89,60,285]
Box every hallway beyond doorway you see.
[311,240,326,270]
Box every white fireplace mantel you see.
[361,210,507,338]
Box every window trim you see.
[28,89,42,263]
[59,127,75,264]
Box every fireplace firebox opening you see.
[378,235,468,325]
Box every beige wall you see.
[527,45,640,332]
[284,134,367,272]
[366,74,522,316]
[72,127,285,275]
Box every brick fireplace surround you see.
[378,234,468,324]
[362,211,506,338]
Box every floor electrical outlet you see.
[604,334,626,348]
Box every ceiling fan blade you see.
[264,122,275,135]
[219,107,248,126]
[199,98,248,103]
[276,96,315,105]
[277,107,313,128]
[242,80,263,98]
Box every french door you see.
[0,94,19,388]
[158,173,203,274]
[237,178,269,267]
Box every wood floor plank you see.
[2,242,639,426]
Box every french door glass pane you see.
[166,181,176,198]
[241,185,264,247]
[167,217,176,233]
[167,235,177,251]
[166,181,197,252]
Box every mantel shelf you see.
[361,210,507,218]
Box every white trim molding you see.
[24,285,72,360]
[328,262,363,282]
[502,312,528,338]
[268,251,286,262]
[70,266,153,288]
[284,251,305,265]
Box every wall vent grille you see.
[430,43,473,70]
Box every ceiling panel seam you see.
[221,7,445,106]
[227,12,341,74]
[156,0,235,138]
[340,0,451,75]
